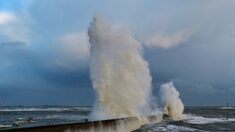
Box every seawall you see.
[2,115,162,132]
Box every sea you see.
[0,106,235,131]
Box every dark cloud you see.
[0,43,94,106]
[1,0,235,106]
[0,41,26,48]
[36,66,91,89]
[146,34,235,106]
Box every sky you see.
[0,0,235,106]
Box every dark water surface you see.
[0,106,90,128]
[0,106,235,131]
[137,106,235,131]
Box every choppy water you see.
[137,106,235,132]
[0,106,235,131]
[0,106,90,128]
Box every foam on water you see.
[185,114,235,124]
[219,107,235,110]
[35,114,86,121]
[136,123,197,132]
[1,108,66,112]
[0,107,90,112]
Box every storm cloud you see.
[0,0,235,106]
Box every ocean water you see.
[0,106,235,131]
[137,107,235,131]
[0,106,90,128]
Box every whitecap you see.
[184,114,235,124]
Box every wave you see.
[137,123,197,131]
[184,114,235,124]
[35,114,87,120]
[218,107,235,110]
[0,107,91,112]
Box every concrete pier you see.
[1,115,162,132]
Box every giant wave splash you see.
[88,16,154,120]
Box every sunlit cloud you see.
[0,12,15,24]
[0,11,30,44]
[145,31,188,49]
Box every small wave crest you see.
[184,114,235,124]
[0,107,91,112]
[218,107,235,110]
[136,123,197,132]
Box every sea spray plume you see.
[88,16,153,119]
[159,82,184,120]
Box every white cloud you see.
[55,32,90,70]
[0,12,15,24]
[0,11,30,43]
[145,31,188,49]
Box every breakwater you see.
[2,115,162,132]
